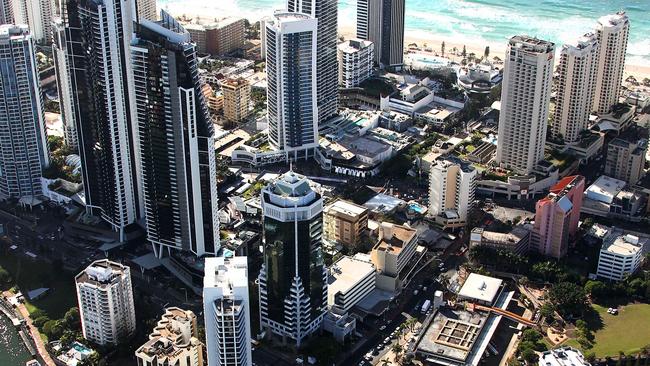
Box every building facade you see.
[265,13,319,157]
[370,222,418,292]
[593,12,629,115]
[428,156,476,229]
[496,36,554,175]
[323,199,368,247]
[136,0,156,21]
[185,18,245,56]
[11,0,53,44]
[605,136,647,185]
[75,260,136,346]
[552,33,598,144]
[61,0,138,241]
[356,0,405,67]
[203,256,252,366]
[337,39,374,88]
[52,18,78,149]
[131,12,220,258]
[258,171,327,347]
[135,307,204,366]
[0,25,49,199]
[288,0,338,124]
[597,231,646,281]
[327,255,376,313]
[221,77,251,123]
[531,175,585,259]
[0,0,12,24]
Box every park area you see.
[566,303,650,357]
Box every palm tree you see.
[381,358,391,366]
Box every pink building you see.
[532,175,585,258]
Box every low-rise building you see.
[370,222,418,292]
[327,255,376,313]
[323,200,368,247]
[469,226,531,255]
[539,347,591,366]
[135,308,204,366]
[582,175,647,222]
[337,39,374,88]
[457,273,504,306]
[597,230,647,281]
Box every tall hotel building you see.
[0,0,12,24]
[265,13,319,157]
[11,0,54,44]
[593,12,629,115]
[552,33,598,144]
[258,171,327,347]
[203,256,252,366]
[130,11,220,258]
[287,0,338,124]
[0,25,49,199]
[496,36,554,175]
[75,260,136,346]
[60,0,138,241]
[52,18,78,148]
[356,0,405,67]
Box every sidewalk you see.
[5,292,56,366]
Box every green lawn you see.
[567,303,650,357]
[0,249,77,318]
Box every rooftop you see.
[203,256,248,294]
[597,12,629,29]
[0,24,29,40]
[328,256,375,298]
[585,175,627,204]
[76,259,129,286]
[324,200,368,218]
[602,230,647,257]
[373,222,417,255]
[539,347,590,366]
[338,38,373,53]
[472,226,530,245]
[458,273,503,305]
[509,35,555,54]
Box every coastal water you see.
[0,314,32,366]
[158,0,650,65]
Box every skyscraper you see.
[52,18,77,149]
[203,256,252,366]
[356,0,405,67]
[593,12,629,115]
[258,171,327,347]
[0,25,49,199]
[496,36,555,175]
[11,0,54,44]
[531,175,585,259]
[265,12,319,157]
[60,0,138,241]
[75,259,136,346]
[135,0,156,21]
[131,11,220,258]
[287,0,338,124]
[552,33,598,144]
[0,0,13,24]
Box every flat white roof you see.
[540,347,589,366]
[326,200,367,216]
[458,273,503,304]
[328,256,375,297]
[204,256,248,292]
[585,175,626,204]
[602,231,646,256]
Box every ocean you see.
[0,314,32,366]
[158,0,650,65]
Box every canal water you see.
[0,313,32,366]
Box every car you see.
[379,325,387,331]
[372,348,379,355]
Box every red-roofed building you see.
[531,175,585,258]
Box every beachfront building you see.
[356,0,405,68]
[11,0,53,44]
[552,33,599,144]
[136,0,157,21]
[203,256,252,366]
[323,199,369,247]
[221,77,251,123]
[496,35,555,175]
[370,222,418,292]
[75,260,136,346]
[60,0,138,241]
[604,132,647,185]
[337,39,374,88]
[131,11,220,258]
[288,0,338,124]
[428,156,477,229]
[597,230,647,281]
[52,19,77,149]
[135,307,204,366]
[531,176,585,259]
[264,13,319,158]
[184,17,245,56]
[258,171,327,347]
[0,0,11,23]
[0,25,49,200]
[593,12,630,115]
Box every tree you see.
[43,319,64,340]
[521,348,539,364]
[584,280,607,300]
[33,316,50,328]
[0,266,10,285]
[63,307,80,330]
[548,282,588,317]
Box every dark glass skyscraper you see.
[258,171,327,348]
[131,11,220,257]
[287,0,338,124]
[357,0,405,67]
